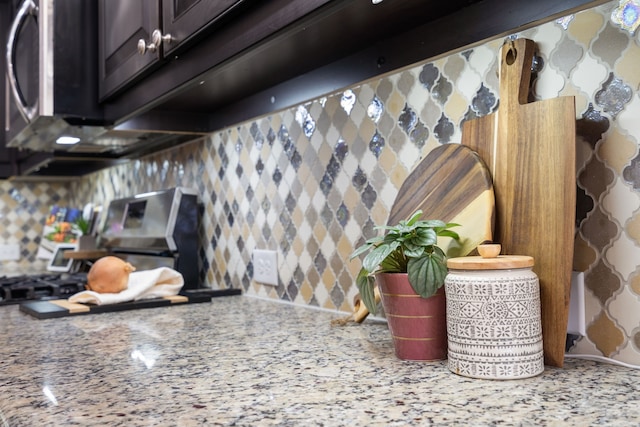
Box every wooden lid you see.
[63,250,109,260]
[447,244,534,270]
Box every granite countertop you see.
[1,296,639,426]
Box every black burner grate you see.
[0,273,87,305]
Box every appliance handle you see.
[4,75,9,132]
[6,0,39,123]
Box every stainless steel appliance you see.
[98,187,201,290]
[4,0,201,172]
[5,0,103,149]
[2,187,239,309]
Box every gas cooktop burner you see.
[0,273,87,306]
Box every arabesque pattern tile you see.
[0,0,639,367]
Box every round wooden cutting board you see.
[388,143,495,258]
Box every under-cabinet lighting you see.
[55,136,81,145]
[134,191,160,199]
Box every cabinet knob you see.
[137,38,156,55]
[151,29,173,47]
[137,29,173,55]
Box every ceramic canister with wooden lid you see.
[445,244,544,379]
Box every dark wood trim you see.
[104,0,607,133]
[202,0,610,131]
[103,0,331,122]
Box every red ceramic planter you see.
[377,273,447,361]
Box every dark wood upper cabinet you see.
[98,0,160,100]
[102,0,604,133]
[98,0,245,101]
[161,0,244,57]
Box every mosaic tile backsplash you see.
[1,1,640,366]
[0,182,73,273]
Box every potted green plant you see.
[74,217,96,250]
[350,209,459,360]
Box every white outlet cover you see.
[567,271,586,336]
[0,243,20,261]
[253,249,278,286]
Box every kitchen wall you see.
[0,181,73,273]
[1,0,638,365]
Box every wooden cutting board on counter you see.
[461,38,576,367]
[19,290,242,319]
[389,143,495,259]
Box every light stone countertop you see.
[0,295,639,426]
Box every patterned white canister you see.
[445,244,544,379]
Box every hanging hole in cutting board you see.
[506,42,517,65]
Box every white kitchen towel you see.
[68,267,184,305]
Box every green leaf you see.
[349,209,460,305]
[402,243,424,258]
[437,229,460,240]
[406,210,423,226]
[350,243,371,260]
[394,223,411,234]
[377,254,403,273]
[374,224,397,233]
[407,252,447,298]
[366,235,386,244]
[416,219,446,228]
[356,268,378,314]
[350,235,386,260]
[382,233,400,244]
[411,227,437,246]
[74,217,90,234]
[362,242,398,272]
[432,245,446,258]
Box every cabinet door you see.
[98,0,161,100]
[161,0,244,56]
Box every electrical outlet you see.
[0,243,20,261]
[567,271,586,336]
[253,249,278,286]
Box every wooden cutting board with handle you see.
[461,38,576,367]
[389,143,495,260]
